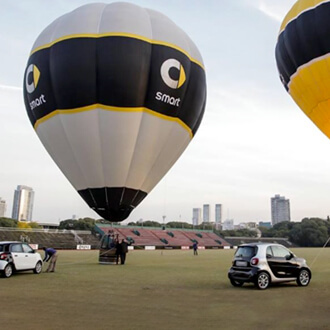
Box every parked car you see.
[228,243,311,290]
[0,241,43,278]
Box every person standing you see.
[119,239,129,265]
[193,242,198,255]
[115,239,122,265]
[43,247,58,272]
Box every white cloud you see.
[246,0,296,22]
[0,84,22,92]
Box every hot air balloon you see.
[23,2,207,222]
[275,0,330,139]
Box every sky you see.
[1,0,330,225]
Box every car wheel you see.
[297,269,310,287]
[256,272,270,290]
[3,264,13,278]
[33,261,42,274]
[230,278,244,287]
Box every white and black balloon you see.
[23,2,207,221]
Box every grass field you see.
[2,248,330,330]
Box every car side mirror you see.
[285,254,293,260]
[266,254,272,259]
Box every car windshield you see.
[0,245,3,252]
[235,246,256,258]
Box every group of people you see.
[42,237,130,272]
[108,229,130,265]
[107,230,130,265]
[42,234,198,271]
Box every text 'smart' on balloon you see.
[23,2,207,222]
[275,0,330,140]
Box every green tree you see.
[298,218,328,247]
[220,229,258,237]
[59,219,76,229]
[29,222,41,229]
[261,221,291,238]
[0,217,17,227]
[166,221,193,229]
[76,217,96,230]
[140,220,161,227]
[59,218,95,230]
[262,218,330,247]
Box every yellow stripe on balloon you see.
[34,104,193,139]
[288,54,330,138]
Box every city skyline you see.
[2,188,295,226]
[1,1,330,224]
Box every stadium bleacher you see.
[181,231,229,247]
[97,225,231,249]
[115,227,166,247]
[1,225,295,250]
[0,228,101,249]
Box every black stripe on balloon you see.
[78,187,147,222]
[23,36,206,135]
[275,1,330,90]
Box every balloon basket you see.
[98,249,117,265]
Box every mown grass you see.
[2,248,330,330]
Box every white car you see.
[228,243,311,290]
[0,241,43,278]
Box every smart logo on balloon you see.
[160,59,186,89]
[25,64,40,94]
[25,64,46,111]
[155,58,185,107]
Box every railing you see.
[224,236,290,240]
[96,223,214,233]
[71,230,84,244]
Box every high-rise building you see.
[223,219,234,230]
[271,194,290,225]
[203,204,210,223]
[0,198,6,217]
[215,204,222,224]
[192,208,201,226]
[12,185,35,222]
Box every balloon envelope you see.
[23,2,207,221]
[275,0,330,139]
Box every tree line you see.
[259,218,330,247]
[2,216,330,247]
[0,217,40,229]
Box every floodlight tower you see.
[162,215,166,230]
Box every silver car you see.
[0,241,43,278]
[228,243,311,290]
